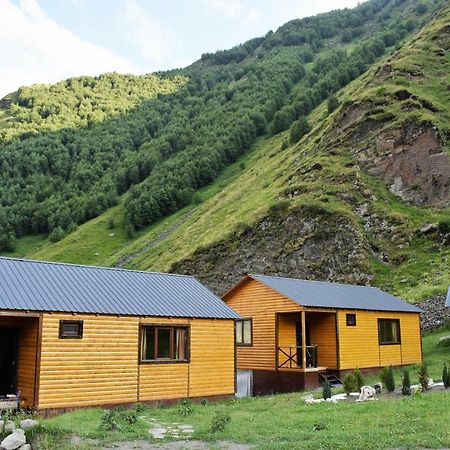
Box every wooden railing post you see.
[301,310,307,369]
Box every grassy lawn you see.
[19,326,449,449]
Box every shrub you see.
[401,369,411,395]
[322,381,332,400]
[343,373,357,394]
[177,399,193,416]
[100,407,138,431]
[416,2,428,15]
[210,412,231,433]
[418,364,429,391]
[353,368,365,390]
[437,336,450,347]
[442,363,449,388]
[280,138,289,150]
[385,366,396,392]
[327,95,340,114]
[48,226,66,243]
[107,217,115,229]
[289,116,311,144]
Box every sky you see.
[0,0,362,98]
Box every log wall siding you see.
[0,317,38,407]
[308,313,337,369]
[337,310,422,370]
[225,279,302,370]
[38,314,235,409]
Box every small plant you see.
[418,364,429,391]
[322,381,332,400]
[210,412,231,433]
[442,363,449,388]
[343,373,357,394]
[385,366,396,393]
[353,368,365,390]
[100,407,138,431]
[107,217,115,229]
[280,138,289,150]
[178,399,194,416]
[401,369,411,395]
[327,95,340,114]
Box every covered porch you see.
[0,312,40,409]
[276,310,338,372]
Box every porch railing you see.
[277,345,318,369]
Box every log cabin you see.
[224,274,422,395]
[0,257,239,411]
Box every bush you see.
[280,138,289,150]
[418,364,429,391]
[322,381,332,399]
[210,412,231,433]
[385,366,396,392]
[442,363,449,388]
[289,116,311,144]
[48,226,66,243]
[107,217,115,229]
[353,368,365,390]
[437,336,450,347]
[327,95,340,114]
[401,369,411,395]
[416,2,428,15]
[343,373,357,394]
[100,407,138,431]
[177,399,194,416]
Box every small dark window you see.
[141,326,189,362]
[378,319,401,345]
[59,320,83,339]
[346,314,356,326]
[236,319,252,345]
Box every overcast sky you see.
[0,0,362,98]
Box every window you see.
[59,320,83,339]
[346,314,356,326]
[378,319,401,345]
[141,325,189,362]
[236,319,252,345]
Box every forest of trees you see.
[0,0,442,250]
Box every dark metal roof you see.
[250,274,422,313]
[446,287,450,307]
[0,257,240,319]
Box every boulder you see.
[18,419,38,431]
[0,429,26,450]
[18,445,31,450]
[0,421,16,433]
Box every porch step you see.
[319,371,342,387]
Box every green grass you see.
[23,327,450,449]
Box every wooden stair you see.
[319,371,342,387]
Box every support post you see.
[301,310,307,369]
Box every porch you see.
[0,312,40,408]
[276,310,338,372]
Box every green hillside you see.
[2,0,449,301]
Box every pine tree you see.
[322,380,332,400]
[386,366,395,392]
[401,369,411,395]
[442,363,449,388]
[343,373,357,394]
[353,368,365,390]
[418,364,429,391]
[327,95,340,114]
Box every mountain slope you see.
[0,0,443,251]
[2,0,449,302]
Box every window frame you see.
[236,318,253,347]
[139,324,190,364]
[346,313,357,326]
[59,320,83,339]
[378,318,401,345]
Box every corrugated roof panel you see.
[0,257,240,319]
[250,274,422,313]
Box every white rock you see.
[149,427,166,439]
[1,420,16,433]
[19,419,39,431]
[18,445,31,450]
[0,429,27,450]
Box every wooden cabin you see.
[0,257,239,411]
[224,274,422,395]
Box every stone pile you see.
[0,419,38,450]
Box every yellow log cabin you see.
[224,274,422,394]
[0,257,239,410]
